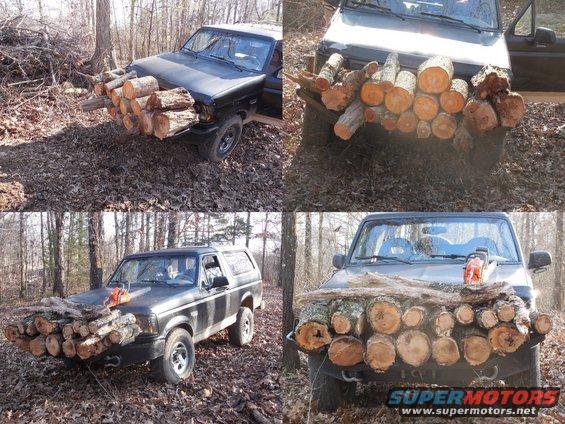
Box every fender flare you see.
[162,315,195,338]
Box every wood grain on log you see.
[87,310,121,334]
[107,107,119,119]
[397,110,418,133]
[431,336,460,366]
[46,333,63,356]
[413,92,439,121]
[508,295,530,335]
[488,323,526,354]
[94,314,136,338]
[14,335,32,351]
[385,71,416,114]
[29,335,47,357]
[365,334,396,371]
[123,113,138,131]
[364,106,384,123]
[440,79,468,113]
[360,71,385,106]
[381,111,398,131]
[462,328,491,366]
[429,307,455,336]
[328,335,365,366]
[396,330,431,367]
[76,335,101,359]
[62,338,77,357]
[417,56,454,94]
[131,95,150,116]
[366,296,402,335]
[81,96,113,112]
[530,311,552,334]
[107,324,141,344]
[62,323,75,340]
[119,98,132,115]
[315,53,345,91]
[4,325,19,342]
[153,109,199,140]
[476,308,499,330]
[321,83,357,111]
[471,65,510,100]
[380,52,400,93]
[402,306,426,328]
[111,87,123,107]
[463,97,499,134]
[147,87,195,111]
[294,303,332,351]
[454,304,474,325]
[334,99,365,140]
[104,70,137,92]
[493,91,525,128]
[140,111,155,135]
[494,300,516,322]
[122,75,160,99]
[431,112,457,139]
[331,300,366,336]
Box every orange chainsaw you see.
[464,247,497,285]
[105,285,132,308]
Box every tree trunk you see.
[19,212,26,299]
[365,333,396,371]
[385,70,416,114]
[555,211,563,310]
[328,335,365,366]
[366,296,402,335]
[53,212,64,297]
[167,212,179,248]
[334,99,365,140]
[471,65,510,100]
[431,112,457,139]
[417,56,454,94]
[304,212,312,281]
[363,105,384,123]
[379,52,400,93]
[439,79,468,114]
[88,212,103,290]
[282,213,300,371]
[413,92,439,121]
[90,0,117,73]
[397,110,418,133]
[153,109,199,140]
[294,303,331,351]
[396,330,431,367]
[315,53,344,91]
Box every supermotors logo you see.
[387,387,560,417]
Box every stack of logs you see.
[3,297,141,361]
[293,275,552,371]
[291,52,525,152]
[80,68,198,140]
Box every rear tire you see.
[506,345,541,386]
[302,104,332,148]
[228,307,254,346]
[150,328,195,384]
[198,115,243,162]
[469,128,507,171]
[308,354,357,412]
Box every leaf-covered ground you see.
[0,95,282,211]
[0,285,282,423]
[283,312,565,423]
[282,31,564,211]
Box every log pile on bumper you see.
[3,297,141,360]
[289,52,525,152]
[292,273,552,373]
[81,68,198,139]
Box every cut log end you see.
[530,312,553,335]
[417,56,454,94]
[401,306,426,328]
[295,322,331,351]
[439,79,468,114]
[463,333,491,366]
[328,335,365,367]
[397,111,418,133]
[432,336,460,366]
[454,304,475,325]
[396,330,431,367]
[431,113,457,140]
[488,324,526,354]
[414,93,439,121]
[367,298,402,335]
[365,334,396,371]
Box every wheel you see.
[150,328,195,384]
[198,115,243,162]
[301,104,332,148]
[506,345,541,386]
[468,127,507,171]
[308,354,357,412]
[228,307,254,346]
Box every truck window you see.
[513,0,564,38]
[202,255,225,284]
[267,44,282,75]
[110,255,197,286]
[223,251,255,276]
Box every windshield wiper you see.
[355,255,412,264]
[419,12,484,32]
[209,54,245,71]
[429,254,467,260]
[140,279,168,286]
[349,1,405,20]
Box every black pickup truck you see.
[302,0,565,168]
[289,212,552,411]
[127,23,282,162]
[67,246,263,383]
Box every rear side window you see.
[224,251,255,276]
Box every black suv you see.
[301,0,564,167]
[291,212,552,411]
[128,23,282,162]
[68,246,263,383]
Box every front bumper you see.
[88,336,166,367]
[168,122,219,143]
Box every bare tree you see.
[19,212,26,298]
[53,212,65,297]
[555,211,563,310]
[90,0,117,73]
[167,212,179,248]
[317,212,324,279]
[304,212,312,281]
[88,212,104,290]
[245,212,251,247]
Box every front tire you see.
[308,354,357,412]
[228,307,254,346]
[150,328,195,384]
[198,115,243,162]
[469,127,507,171]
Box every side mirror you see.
[323,0,340,8]
[211,276,229,288]
[528,251,552,269]
[533,27,556,45]
[333,253,346,269]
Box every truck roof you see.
[361,212,510,221]
[124,245,250,258]
[203,23,282,41]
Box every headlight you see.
[194,103,214,123]
[134,313,159,334]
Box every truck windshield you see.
[345,0,498,31]
[181,28,271,72]
[109,255,198,287]
[350,217,519,264]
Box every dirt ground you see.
[0,95,282,211]
[283,312,565,423]
[0,285,282,423]
[282,31,564,211]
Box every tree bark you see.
[81,96,113,111]
[53,212,64,297]
[167,212,179,248]
[492,91,525,128]
[363,105,384,123]
[379,52,400,93]
[471,65,510,100]
[104,71,137,92]
[417,56,454,94]
[555,211,563,310]
[452,125,474,154]
[315,53,344,91]
[153,109,199,140]
[147,87,194,111]
[304,213,312,281]
[385,70,416,114]
[90,0,117,73]
[334,99,365,140]
[123,75,160,99]
[88,212,103,290]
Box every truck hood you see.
[321,10,510,76]
[128,51,265,105]
[67,284,198,316]
[321,263,533,299]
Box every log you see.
[417,56,454,94]
[81,96,113,112]
[122,75,160,99]
[46,333,64,356]
[364,106,384,123]
[62,338,77,358]
[104,70,137,92]
[360,71,385,106]
[123,113,138,131]
[147,87,195,111]
[315,53,345,91]
[107,107,119,119]
[476,307,499,330]
[401,305,426,328]
[439,79,468,113]
[431,112,457,139]
[94,313,136,338]
[71,320,84,333]
[327,335,365,366]
[379,52,400,93]
[331,300,366,336]
[529,311,552,335]
[494,300,516,323]
[34,316,68,336]
[366,296,402,335]
[416,120,431,139]
[131,95,150,116]
[396,330,431,367]
[492,91,525,128]
[429,307,455,336]
[17,315,37,335]
[111,87,123,107]
[384,70,416,114]
[14,297,111,320]
[334,99,365,140]
[119,98,132,115]
[488,323,526,354]
[94,83,105,96]
[413,92,439,121]
[62,323,75,340]
[397,110,418,133]
[26,322,39,337]
[365,334,396,371]
[294,303,332,351]
[140,111,155,135]
[14,335,32,351]
[153,109,199,140]
[360,61,379,78]
[431,336,460,366]
[381,111,398,131]
[107,324,141,345]
[471,65,510,100]
[454,304,474,325]
[29,335,47,357]
[76,335,101,359]
[452,125,474,154]
[462,328,491,366]
[284,70,319,93]
[87,310,122,334]
[78,324,91,338]
[4,325,19,342]
[321,83,357,111]
[463,98,499,134]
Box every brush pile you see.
[80,68,198,139]
[288,52,525,152]
[293,273,552,371]
[3,297,141,360]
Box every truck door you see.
[200,254,230,330]
[222,250,260,314]
[259,41,282,119]
[505,0,565,94]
